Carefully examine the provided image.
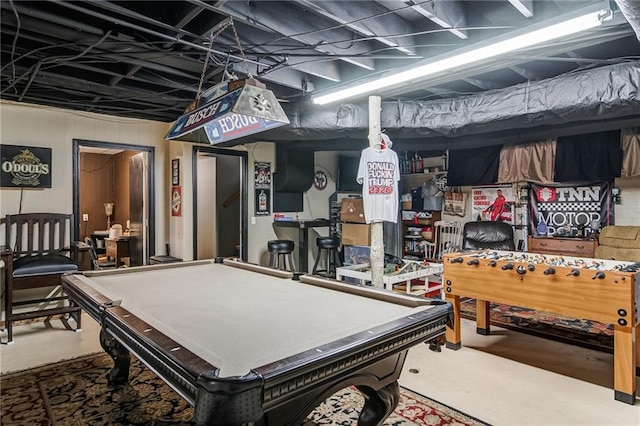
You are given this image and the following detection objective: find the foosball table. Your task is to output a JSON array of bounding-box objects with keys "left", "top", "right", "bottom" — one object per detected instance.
[{"left": 443, "top": 250, "right": 639, "bottom": 404}]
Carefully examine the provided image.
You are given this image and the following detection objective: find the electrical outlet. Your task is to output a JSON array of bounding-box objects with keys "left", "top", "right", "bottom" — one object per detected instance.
[{"left": 82, "top": 214, "right": 89, "bottom": 222}]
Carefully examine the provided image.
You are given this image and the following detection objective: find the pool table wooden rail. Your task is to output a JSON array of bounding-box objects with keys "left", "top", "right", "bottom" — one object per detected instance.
[{"left": 62, "top": 259, "right": 453, "bottom": 425}]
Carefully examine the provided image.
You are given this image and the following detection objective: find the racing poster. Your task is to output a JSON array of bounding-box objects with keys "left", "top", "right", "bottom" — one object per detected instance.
[
  {"left": 528, "top": 182, "right": 612, "bottom": 236},
  {"left": 472, "top": 185, "right": 515, "bottom": 224}
]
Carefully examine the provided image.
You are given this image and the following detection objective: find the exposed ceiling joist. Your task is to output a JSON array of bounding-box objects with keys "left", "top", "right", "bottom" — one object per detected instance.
[
  {"left": 404, "top": 0, "right": 468, "bottom": 39},
  {"left": 293, "top": 0, "right": 416, "bottom": 55},
  {"left": 508, "top": 0, "right": 534, "bottom": 18},
  {"left": 203, "top": 0, "right": 377, "bottom": 70}
]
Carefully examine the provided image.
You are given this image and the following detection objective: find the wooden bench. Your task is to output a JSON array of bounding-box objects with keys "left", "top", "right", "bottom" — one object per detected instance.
[{"left": 1, "top": 213, "right": 82, "bottom": 344}]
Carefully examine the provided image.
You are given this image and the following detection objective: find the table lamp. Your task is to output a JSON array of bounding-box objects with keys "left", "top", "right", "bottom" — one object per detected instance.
[{"left": 104, "top": 202, "right": 114, "bottom": 229}]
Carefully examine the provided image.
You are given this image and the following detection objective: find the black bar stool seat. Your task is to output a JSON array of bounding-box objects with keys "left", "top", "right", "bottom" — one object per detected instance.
[
  {"left": 312, "top": 236, "right": 342, "bottom": 278},
  {"left": 267, "top": 240, "right": 296, "bottom": 272}
]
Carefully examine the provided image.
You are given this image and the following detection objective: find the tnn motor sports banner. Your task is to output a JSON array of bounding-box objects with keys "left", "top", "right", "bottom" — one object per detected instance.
[{"left": 529, "top": 182, "right": 612, "bottom": 236}]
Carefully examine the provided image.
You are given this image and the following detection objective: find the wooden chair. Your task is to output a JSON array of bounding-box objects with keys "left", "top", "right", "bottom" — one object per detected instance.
[
  {"left": 424, "top": 220, "right": 463, "bottom": 262},
  {"left": 1, "top": 213, "right": 82, "bottom": 344}
]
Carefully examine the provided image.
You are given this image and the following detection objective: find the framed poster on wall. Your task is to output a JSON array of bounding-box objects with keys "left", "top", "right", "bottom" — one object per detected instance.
[
  {"left": 171, "top": 159, "right": 180, "bottom": 186},
  {"left": 471, "top": 185, "right": 515, "bottom": 224},
  {"left": 254, "top": 162, "right": 271, "bottom": 216}
]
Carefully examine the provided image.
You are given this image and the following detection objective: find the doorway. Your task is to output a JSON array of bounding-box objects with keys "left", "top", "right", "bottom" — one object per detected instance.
[
  {"left": 72, "top": 139, "right": 155, "bottom": 266},
  {"left": 192, "top": 146, "right": 247, "bottom": 260}
]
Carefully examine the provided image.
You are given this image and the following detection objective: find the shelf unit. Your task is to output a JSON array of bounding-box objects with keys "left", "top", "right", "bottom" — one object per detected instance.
[
  {"left": 402, "top": 210, "right": 441, "bottom": 259},
  {"left": 400, "top": 153, "right": 447, "bottom": 191}
]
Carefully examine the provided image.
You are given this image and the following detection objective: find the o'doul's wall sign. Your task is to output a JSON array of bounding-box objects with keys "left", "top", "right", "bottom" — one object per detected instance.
[{"left": 1, "top": 145, "right": 52, "bottom": 188}]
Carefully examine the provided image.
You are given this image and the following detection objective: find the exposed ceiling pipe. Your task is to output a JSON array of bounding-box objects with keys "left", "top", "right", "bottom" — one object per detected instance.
[
  {"left": 54, "top": 1, "right": 270, "bottom": 69},
  {"left": 615, "top": 0, "right": 640, "bottom": 41}
]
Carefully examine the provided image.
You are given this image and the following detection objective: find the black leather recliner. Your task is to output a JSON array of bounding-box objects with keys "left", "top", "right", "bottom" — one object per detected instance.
[{"left": 462, "top": 221, "right": 516, "bottom": 251}]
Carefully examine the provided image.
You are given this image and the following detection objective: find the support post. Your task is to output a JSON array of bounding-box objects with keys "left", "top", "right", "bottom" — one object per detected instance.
[{"left": 368, "top": 96, "right": 384, "bottom": 289}]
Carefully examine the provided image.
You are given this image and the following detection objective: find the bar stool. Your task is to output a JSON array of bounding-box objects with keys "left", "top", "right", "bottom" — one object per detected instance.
[
  {"left": 312, "top": 236, "right": 342, "bottom": 278},
  {"left": 267, "top": 240, "right": 296, "bottom": 271}
]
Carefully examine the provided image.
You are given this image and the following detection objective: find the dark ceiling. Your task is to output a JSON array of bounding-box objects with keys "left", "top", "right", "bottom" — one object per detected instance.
[{"left": 2, "top": 1, "right": 639, "bottom": 148}]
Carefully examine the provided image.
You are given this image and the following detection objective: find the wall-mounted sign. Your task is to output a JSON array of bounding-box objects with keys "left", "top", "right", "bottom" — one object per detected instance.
[
  {"left": 254, "top": 162, "right": 271, "bottom": 216},
  {"left": 529, "top": 182, "right": 612, "bottom": 236},
  {"left": 313, "top": 170, "right": 328, "bottom": 190},
  {"left": 1, "top": 144, "right": 52, "bottom": 188},
  {"left": 171, "top": 158, "right": 180, "bottom": 186},
  {"left": 171, "top": 186, "right": 182, "bottom": 217},
  {"left": 471, "top": 185, "right": 515, "bottom": 224}
]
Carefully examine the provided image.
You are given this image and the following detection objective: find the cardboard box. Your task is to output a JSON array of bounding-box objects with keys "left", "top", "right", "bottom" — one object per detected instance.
[
  {"left": 341, "top": 223, "right": 370, "bottom": 246},
  {"left": 340, "top": 198, "right": 366, "bottom": 223}
]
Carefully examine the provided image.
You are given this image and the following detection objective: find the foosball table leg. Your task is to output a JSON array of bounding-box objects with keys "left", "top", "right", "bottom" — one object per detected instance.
[
  {"left": 445, "top": 294, "right": 461, "bottom": 350},
  {"left": 613, "top": 325, "right": 637, "bottom": 405},
  {"left": 476, "top": 299, "right": 491, "bottom": 335}
]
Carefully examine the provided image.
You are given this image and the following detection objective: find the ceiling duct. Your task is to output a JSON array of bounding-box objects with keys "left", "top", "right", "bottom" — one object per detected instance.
[
  {"left": 235, "top": 61, "right": 639, "bottom": 146},
  {"left": 615, "top": 0, "right": 640, "bottom": 41}
]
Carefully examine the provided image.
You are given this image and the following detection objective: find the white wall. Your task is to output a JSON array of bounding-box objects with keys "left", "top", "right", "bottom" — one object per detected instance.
[
  {"left": 196, "top": 156, "right": 217, "bottom": 258},
  {"left": 243, "top": 145, "right": 339, "bottom": 268},
  {"left": 0, "top": 101, "right": 171, "bottom": 252},
  {"left": 614, "top": 176, "right": 640, "bottom": 226},
  {"left": 246, "top": 142, "right": 277, "bottom": 265}
]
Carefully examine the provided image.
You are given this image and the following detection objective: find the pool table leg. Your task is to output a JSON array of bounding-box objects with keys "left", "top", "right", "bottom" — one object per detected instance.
[
  {"left": 355, "top": 381, "right": 400, "bottom": 425},
  {"left": 99, "top": 329, "right": 131, "bottom": 387}
]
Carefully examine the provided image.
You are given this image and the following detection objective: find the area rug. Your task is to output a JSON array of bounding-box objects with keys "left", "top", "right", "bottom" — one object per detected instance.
[
  {"left": 460, "top": 298, "right": 613, "bottom": 353},
  {"left": 1, "top": 352, "right": 489, "bottom": 425}
]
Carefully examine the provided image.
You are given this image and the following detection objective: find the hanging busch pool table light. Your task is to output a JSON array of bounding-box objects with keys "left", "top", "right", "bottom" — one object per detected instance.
[
  {"left": 165, "top": 17, "right": 289, "bottom": 145},
  {"left": 165, "top": 78, "right": 289, "bottom": 145}
]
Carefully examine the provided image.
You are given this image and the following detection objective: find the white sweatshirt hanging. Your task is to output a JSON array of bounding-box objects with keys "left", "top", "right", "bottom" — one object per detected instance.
[{"left": 356, "top": 146, "right": 400, "bottom": 223}]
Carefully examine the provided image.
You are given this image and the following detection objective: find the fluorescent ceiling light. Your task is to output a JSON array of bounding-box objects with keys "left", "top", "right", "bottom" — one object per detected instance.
[{"left": 312, "top": 9, "right": 606, "bottom": 105}]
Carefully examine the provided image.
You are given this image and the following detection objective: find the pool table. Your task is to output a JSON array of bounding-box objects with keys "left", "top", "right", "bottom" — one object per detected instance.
[{"left": 61, "top": 258, "right": 452, "bottom": 425}]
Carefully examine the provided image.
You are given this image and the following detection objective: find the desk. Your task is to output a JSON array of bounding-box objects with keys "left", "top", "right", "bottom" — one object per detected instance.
[
  {"left": 105, "top": 237, "right": 130, "bottom": 267},
  {"left": 61, "top": 259, "right": 451, "bottom": 425},
  {"left": 443, "top": 250, "right": 639, "bottom": 404},
  {"left": 272, "top": 219, "right": 331, "bottom": 272}
]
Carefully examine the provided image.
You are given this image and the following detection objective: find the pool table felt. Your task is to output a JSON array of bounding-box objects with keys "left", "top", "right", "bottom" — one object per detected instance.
[{"left": 75, "top": 261, "right": 438, "bottom": 377}]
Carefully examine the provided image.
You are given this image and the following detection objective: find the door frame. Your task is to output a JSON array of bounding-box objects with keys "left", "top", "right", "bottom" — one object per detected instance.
[
  {"left": 72, "top": 139, "right": 156, "bottom": 259},
  {"left": 192, "top": 145, "right": 248, "bottom": 260}
]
